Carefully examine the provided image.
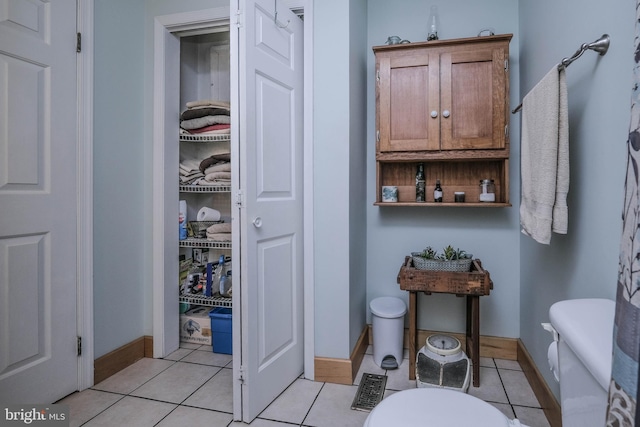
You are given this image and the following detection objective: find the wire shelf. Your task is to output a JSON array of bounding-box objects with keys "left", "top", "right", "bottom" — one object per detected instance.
[
  {"left": 179, "top": 184, "right": 231, "bottom": 193},
  {"left": 179, "top": 134, "right": 231, "bottom": 143},
  {"left": 180, "top": 293, "right": 232, "bottom": 308},
  {"left": 179, "top": 238, "right": 231, "bottom": 249}
]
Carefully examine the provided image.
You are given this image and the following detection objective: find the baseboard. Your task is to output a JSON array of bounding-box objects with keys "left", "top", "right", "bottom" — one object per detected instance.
[
  {"left": 314, "top": 325, "right": 369, "bottom": 385},
  {"left": 94, "top": 336, "right": 153, "bottom": 385},
  {"left": 517, "top": 339, "right": 561, "bottom": 427}
]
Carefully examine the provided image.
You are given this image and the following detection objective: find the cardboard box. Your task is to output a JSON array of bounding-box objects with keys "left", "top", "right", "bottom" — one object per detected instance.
[
  {"left": 209, "top": 307, "right": 232, "bottom": 354},
  {"left": 180, "top": 306, "right": 212, "bottom": 345}
]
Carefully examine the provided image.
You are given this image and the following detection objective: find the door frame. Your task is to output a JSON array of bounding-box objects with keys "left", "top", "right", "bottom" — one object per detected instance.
[
  {"left": 151, "top": 0, "right": 314, "bottom": 379},
  {"left": 78, "top": 0, "right": 95, "bottom": 393}
]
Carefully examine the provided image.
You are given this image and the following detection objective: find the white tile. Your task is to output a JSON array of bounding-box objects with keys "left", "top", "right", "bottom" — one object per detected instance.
[
  {"left": 130, "top": 362, "right": 216, "bottom": 404},
  {"left": 92, "top": 358, "right": 175, "bottom": 394},
  {"left": 163, "top": 348, "right": 194, "bottom": 361},
  {"left": 258, "top": 378, "right": 323, "bottom": 424},
  {"left": 495, "top": 358, "right": 523, "bottom": 371},
  {"left": 384, "top": 359, "right": 417, "bottom": 391},
  {"left": 183, "top": 367, "right": 233, "bottom": 412},
  {"left": 82, "top": 396, "right": 175, "bottom": 427},
  {"left": 58, "top": 389, "right": 123, "bottom": 427},
  {"left": 513, "top": 405, "right": 551, "bottom": 427},
  {"left": 500, "top": 369, "right": 540, "bottom": 407},
  {"left": 303, "top": 383, "right": 370, "bottom": 427},
  {"left": 179, "top": 342, "right": 201, "bottom": 350},
  {"left": 480, "top": 357, "right": 496, "bottom": 368},
  {"left": 488, "top": 402, "right": 515, "bottom": 419},
  {"left": 230, "top": 419, "right": 295, "bottom": 426},
  {"left": 353, "top": 354, "right": 385, "bottom": 386},
  {"left": 467, "top": 366, "right": 509, "bottom": 404},
  {"left": 156, "top": 406, "right": 233, "bottom": 426},
  {"left": 181, "top": 348, "right": 233, "bottom": 367}
]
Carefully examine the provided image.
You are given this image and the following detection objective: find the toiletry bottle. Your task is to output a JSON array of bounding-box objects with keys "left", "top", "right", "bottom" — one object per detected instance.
[
  {"left": 416, "top": 163, "right": 426, "bottom": 202},
  {"left": 434, "top": 179, "right": 443, "bottom": 202},
  {"left": 215, "top": 255, "right": 227, "bottom": 296},
  {"left": 179, "top": 200, "right": 187, "bottom": 240}
]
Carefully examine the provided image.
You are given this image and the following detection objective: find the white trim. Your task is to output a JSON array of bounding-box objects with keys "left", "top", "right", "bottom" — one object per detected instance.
[
  {"left": 76, "top": 0, "right": 94, "bottom": 391},
  {"left": 152, "top": 18, "right": 167, "bottom": 359},
  {"left": 302, "top": 0, "right": 315, "bottom": 380}
]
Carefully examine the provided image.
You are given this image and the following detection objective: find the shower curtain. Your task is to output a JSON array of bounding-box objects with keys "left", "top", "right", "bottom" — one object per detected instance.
[{"left": 606, "top": 3, "right": 640, "bottom": 425}]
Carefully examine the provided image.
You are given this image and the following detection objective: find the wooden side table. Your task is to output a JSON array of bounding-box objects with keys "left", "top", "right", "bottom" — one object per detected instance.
[{"left": 397, "top": 256, "right": 493, "bottom": 387}]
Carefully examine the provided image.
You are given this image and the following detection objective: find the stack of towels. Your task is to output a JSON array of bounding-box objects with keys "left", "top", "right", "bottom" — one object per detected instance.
[
  {"left": 179, "top": 154, "right": 231, "bottom": 186},
  {"left": 206, "top": 222, "right": 231, "bottom": 241},
  {"left": 180, "top": 100, "right": 231, "bottom": 136}
]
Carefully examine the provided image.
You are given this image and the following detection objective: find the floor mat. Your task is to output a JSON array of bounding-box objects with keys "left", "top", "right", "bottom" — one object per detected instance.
[{"left": 351, "top": 372, "right": 387, "bottom": 412}]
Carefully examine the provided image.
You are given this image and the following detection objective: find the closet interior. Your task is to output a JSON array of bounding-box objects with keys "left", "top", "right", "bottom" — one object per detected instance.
[{"left": 176, "top": 31, "right": 234, "bottom": 354}]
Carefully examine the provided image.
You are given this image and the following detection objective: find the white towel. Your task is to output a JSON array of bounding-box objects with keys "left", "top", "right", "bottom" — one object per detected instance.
[{"left": 520, "top": 65, "right": 569, "bottom": 245}]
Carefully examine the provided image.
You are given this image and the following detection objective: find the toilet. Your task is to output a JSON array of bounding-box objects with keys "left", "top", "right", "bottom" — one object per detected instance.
[
  {"left": 546, "top": 298, "right": 615, "bottom": 427},
  {"left": 363, "top": 388, "right": 525, "bottom": 426}
]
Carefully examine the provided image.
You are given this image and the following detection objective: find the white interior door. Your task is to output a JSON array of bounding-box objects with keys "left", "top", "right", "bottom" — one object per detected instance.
[
  {"left": 0, "top": 0, "right": 79, "bottom": 403},
  {"left": 232, "top": 0, "right": 304, "bottom": 421}
]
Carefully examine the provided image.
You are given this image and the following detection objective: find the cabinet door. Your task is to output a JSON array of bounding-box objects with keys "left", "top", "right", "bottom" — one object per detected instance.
[
  {"left": 377, "top": 51, "right": 440, "bottom": 152},
  {"left": 440, "top": 46, "right": 507, "bottom": 150}
]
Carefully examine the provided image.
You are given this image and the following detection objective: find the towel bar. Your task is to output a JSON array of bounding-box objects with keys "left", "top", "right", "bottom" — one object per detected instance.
[{"left": 512, "top": 34, "right": 610, "bottom": 114}]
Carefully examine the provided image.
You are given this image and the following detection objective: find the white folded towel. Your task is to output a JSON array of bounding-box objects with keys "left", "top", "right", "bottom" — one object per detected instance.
[{"left": 520, "top": 65, "right": 569, "bottom": 244}]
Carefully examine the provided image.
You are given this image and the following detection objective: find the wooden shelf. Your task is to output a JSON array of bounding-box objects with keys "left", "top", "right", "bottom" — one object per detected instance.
[{"left": 375, "top": 202, "right": 511, "bottom": 207}]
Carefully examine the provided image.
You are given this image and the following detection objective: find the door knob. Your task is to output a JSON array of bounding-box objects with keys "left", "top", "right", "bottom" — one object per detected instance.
[
  {"left": 430, "top": 110, "right": 438, "bottom": 118},
  {"left": 442, "top": 110, "right": 450, "bottom": 118},
  {"left": 253, "top": 217, "right": 262, "bottom": 228}
]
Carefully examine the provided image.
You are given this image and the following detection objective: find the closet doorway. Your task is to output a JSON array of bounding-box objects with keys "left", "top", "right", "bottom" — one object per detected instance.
[{"left": 151, "top": 1, "right": 312, "bottom": 422}]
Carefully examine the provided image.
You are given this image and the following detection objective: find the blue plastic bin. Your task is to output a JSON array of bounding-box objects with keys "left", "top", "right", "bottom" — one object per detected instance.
[{"left": 209, "top": 307, "right": 232, "bottom": 354}]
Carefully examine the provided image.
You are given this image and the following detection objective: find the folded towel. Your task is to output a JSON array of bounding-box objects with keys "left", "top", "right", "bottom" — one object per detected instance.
[
  {"left": 206, "top": 232, "right": 232, "bottom": 241},
  {"left": 205, "top": 171, "right": 232, "bottom": 182},
  {"left": 180, "top": 115, "right": 231, "bottom": 130},
  {"left": 180, "top": 107, "right": 230, "bottom": 121},
  {"left": 186, "top": 100, "right": 231, "bottom": 109},
  {"left": 200, "top": 155, "right": 231, "bottom": 172},
  {"left": 207, "top": 222, "right": 232, "bottom": 233},
  {"left": 185, "top": 124, "right": 231, "bottom": 134},
  {"left": 520, "top": 65, "right": 569, "bottom": 244},
  {"left": 204, "top": 163, "right": 231, "bottom": 174}
]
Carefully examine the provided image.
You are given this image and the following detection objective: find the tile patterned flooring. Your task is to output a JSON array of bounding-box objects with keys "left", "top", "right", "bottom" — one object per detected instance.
[{"left": 58, "top": 343, "right": 552, "bottom": 427}]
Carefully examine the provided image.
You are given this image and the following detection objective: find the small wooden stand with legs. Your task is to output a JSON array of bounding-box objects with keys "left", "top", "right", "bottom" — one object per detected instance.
[{"left": 397, "top": 256, "right": 493, "bottom": 387}]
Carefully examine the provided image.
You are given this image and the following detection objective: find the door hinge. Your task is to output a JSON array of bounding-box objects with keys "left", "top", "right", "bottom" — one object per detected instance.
[
  {"left": 505, "top": 124, "right": 509, "bottom": 138},
  {"left": 504, "top": 59, "right": 508, "bottom": 71},
  {"left": 376, "top": 130, "right": 380, "bottom": 142},
  {"left": 77, "top": 336, "right": 82, "bottom": 356},
  {"left": 376, "top": 69, "right": 380, "bottom": 82},
  {"left": 234, "top": 9, "right": 243, "bottom": 28},
  {"left": 235, "top": 190, "right": 244, "bottom": 208},
  {"left": 238, "top": 366, "right": 245, "bottom": 383},
  {"left": 76, "top": 32, "right": 81, "bottom": 53}
]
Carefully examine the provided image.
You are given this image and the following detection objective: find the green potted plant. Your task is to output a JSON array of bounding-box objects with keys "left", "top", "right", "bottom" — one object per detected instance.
[{"left": 411, "top": 245, "right": 473, "bottom": 271}]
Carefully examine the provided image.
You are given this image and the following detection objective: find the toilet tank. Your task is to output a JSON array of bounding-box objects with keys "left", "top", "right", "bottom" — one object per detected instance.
[{"left": 549, "top": 298, "right": 615, "bottom": 427}]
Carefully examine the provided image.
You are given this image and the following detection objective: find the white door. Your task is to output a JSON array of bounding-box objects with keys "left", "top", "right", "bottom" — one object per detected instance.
[
  {"left": 0, "top": 0, "right": 79, "bottom": 403},
  {"left": 232, "top": 0, "right": 304, "bottom": 421}
]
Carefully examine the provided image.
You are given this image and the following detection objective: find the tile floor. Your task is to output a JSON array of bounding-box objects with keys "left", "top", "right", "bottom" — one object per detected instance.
[{"left": 58, "top": 342, "right": 551, "bottom": 427}]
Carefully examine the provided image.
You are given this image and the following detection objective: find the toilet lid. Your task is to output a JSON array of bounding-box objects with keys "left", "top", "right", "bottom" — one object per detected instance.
[{"left": 365, "top": 388, "right": 510, "bottom": 427}]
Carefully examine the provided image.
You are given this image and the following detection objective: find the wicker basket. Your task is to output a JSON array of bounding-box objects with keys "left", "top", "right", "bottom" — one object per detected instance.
[
  {"left": 411, "top": 252, "right": 473, "bottom": 272},
  {"left": 189, "top": 220, "right": 223, "bottom": 238}
]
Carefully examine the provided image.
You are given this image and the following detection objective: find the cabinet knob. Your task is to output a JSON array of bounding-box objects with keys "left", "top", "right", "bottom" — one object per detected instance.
[
  {"left": 442, "top": 110, "right": 450, "bottom": 118},
  {"left": 430, "top": 110, "right": 438, "bottom": 118},
  {"left": 252, "top": 217, "right": 263, "bottom": 228}
]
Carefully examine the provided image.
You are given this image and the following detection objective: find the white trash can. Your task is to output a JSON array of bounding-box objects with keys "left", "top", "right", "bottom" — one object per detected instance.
[{"left": 370, "top": 296, "right": 407, "bottom": 369}]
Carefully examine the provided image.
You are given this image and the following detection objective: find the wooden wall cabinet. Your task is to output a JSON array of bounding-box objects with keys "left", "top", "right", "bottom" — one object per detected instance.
[{"left": 374, "top": 34, "right": 512, "bottom": 207}]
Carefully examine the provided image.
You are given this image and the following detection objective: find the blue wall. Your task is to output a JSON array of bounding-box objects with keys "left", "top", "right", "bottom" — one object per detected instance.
[
  {"left": 518, "top": 0, "right": 633, "bottom": 398},
  {"left": 365, "top": 0, "right": 521, "bottom": 341}
]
